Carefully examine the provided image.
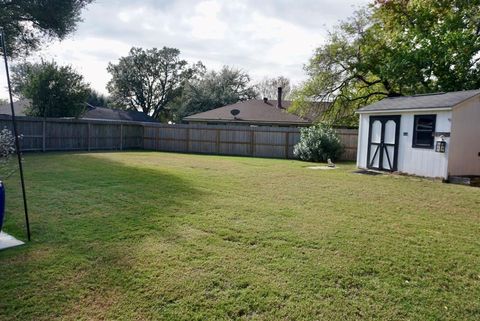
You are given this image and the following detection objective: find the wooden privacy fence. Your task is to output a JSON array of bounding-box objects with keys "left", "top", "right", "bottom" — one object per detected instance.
[
  {"left": 144, "top": 124, "right": 358, "bottom": 160},
  {"left": 0, "top": 115, "right": 358, "bottom": 160},
  {"left": 0, "top": 115, "right": 143, "bottom": 151}
]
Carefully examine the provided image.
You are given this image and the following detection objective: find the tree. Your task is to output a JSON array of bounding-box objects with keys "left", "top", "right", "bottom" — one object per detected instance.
[
  {"left": 291, "top": 7, "right": 393, "bottom": 125},
  {"left": 172, "top": 66, "right": 257, "bottom": 122},
  {"left": 254, "top": 76, "right": 291, "bottom": 100},
  {"left": 371, "top": 0, "right": 480, "bottom": 92},
  {"left": 107, "top": 47, "right": 200, "bottom": 121},
  {"left": 0, "top": 0, "right": 93, "bottom": 56},
  {"left": 87, "top": 90, "right": 110, "bottom": 107},
  {"left": 11, "top": 60, "right": 90, "bottom": 117},
  {"left": 294, "top": 1, "right": 480, "bottom": 125}
]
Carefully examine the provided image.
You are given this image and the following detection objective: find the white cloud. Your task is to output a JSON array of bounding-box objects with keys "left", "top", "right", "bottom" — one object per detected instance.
[{"left": 189, "top": 1, "right": 227, "bottom": 39}]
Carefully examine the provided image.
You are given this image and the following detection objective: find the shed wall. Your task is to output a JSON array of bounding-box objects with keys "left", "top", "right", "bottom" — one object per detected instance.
[
  {"left": 448, "top": 96, "right": 480, "bottom": 176},
  {"left": 357, "top": 111, "right": 452, "bottom": 178},
  {"left": 357, "top": 114, "right": 369, "bottom": 168}
]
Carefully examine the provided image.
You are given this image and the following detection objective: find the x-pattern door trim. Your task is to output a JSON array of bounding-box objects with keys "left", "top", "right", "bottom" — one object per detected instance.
[{"left": 367, "top": 115, "right": 401, "bottom": 172}]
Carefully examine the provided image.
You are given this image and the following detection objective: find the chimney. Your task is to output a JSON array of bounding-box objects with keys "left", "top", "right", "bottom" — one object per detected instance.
[{"left": 277, "top": 87, "right": 282, "bottom": 108}]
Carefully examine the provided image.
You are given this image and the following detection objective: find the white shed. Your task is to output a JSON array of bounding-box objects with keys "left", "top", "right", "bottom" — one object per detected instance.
[{"left": 356, "top": 90, "right": 480, "bottom": 180}]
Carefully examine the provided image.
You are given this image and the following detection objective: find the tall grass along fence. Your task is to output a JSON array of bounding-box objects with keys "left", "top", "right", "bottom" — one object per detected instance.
[{"left": 0, "top": 115, "right": 358, "bottom": 160}]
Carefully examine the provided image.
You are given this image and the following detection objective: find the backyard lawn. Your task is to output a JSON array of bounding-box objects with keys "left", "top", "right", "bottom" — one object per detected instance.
[{"left": 0, "top": 152, "right": 479, "bottom": 321}]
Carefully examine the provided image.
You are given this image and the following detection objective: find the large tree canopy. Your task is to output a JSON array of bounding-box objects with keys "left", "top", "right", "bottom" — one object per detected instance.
[
  {"left": 107, "top": 47, "right": 200, "bottom": 120},
  {"left": 11, "top": 60, "right": 90, "bottom": 117},
  {"left": 293, "top": 0, "right": 480, "bottom": 125},
  {"left": 172, "top": 66, "right": 257, "bottom": 122},
  {"left": 0, "top": 0, "right": 92, "bottom": 56}
]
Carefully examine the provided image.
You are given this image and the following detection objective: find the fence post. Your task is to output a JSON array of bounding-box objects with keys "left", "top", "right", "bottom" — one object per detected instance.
[
  {"left": 285, "top": 132, "right": 290, "bottom": 159},
  {"left": 42, "top": 119, "right": 46, "bottom": 152},
  {"left": 87, "top": 122, "right": 91, "bottom": 151},
  {"left": 120, "top": 124, "right": 123, "bottom": 151},
  {"left": 250, "top": 129, "right": 255, "bottom": 156},
  {"left": 216, "top": 129, "right": 220, "bottom": 154},
  {"left": 186, "top": 127, "right": 190, "bottom": 152}
]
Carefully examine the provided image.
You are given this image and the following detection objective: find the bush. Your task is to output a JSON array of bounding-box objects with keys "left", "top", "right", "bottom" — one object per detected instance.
[
  {"left": 0, "top": 128, "right": 17, "bottom": 180},
  {"left": 294, "top": 124, "right": 344, "bottom": 162}
]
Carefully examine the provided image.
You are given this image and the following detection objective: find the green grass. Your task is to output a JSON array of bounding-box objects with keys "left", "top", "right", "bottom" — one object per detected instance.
[{"left": 0, "top": 152, "right": 479, "bottom": 321}]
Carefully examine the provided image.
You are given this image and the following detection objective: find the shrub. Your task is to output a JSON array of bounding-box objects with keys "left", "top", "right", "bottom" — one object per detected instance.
[
  {"left": 294, "top": 124, "right": 344, "bottom": 162},
  {"left": 0, "top": 128, "right": 17, "bottom": 180}
]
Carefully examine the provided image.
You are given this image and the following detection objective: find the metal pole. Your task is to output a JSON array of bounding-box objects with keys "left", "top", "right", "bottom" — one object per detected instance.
[{"left": 0, "top": 28, "right": 31, "bottom": 241}]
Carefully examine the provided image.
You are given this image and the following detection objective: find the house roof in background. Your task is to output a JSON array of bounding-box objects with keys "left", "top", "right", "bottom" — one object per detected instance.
[
  {"left": 0, "top": 99, "right": 157, "bottom": 123},
  {"left": 183, "top": 99, "right": 311, "bottom": 125},
  {"left": 298, "top": 101, "right": 331, "bottom": 122},
  {"left": 82, "top": 106, "right": 158, "bottom": 122},
  {"left": 358, "top": 89, "right": 480, "bottom": 113},
  {"left": 0, "top": 99, "right": 28, "bottom": 116}
]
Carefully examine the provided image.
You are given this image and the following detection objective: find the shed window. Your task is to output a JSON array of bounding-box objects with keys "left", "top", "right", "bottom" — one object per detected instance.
[{"left": 412, "top": 115, "right": 436, "bottom": 148}]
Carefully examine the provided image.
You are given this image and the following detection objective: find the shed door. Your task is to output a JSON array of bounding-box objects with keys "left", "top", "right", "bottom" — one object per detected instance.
[{"left": 367, "top": 115, "right": 401, "bottom": 171}]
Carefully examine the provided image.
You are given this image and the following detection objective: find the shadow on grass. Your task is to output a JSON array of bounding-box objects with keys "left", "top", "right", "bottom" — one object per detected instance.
[
  {"left": 4, "top": 152, "right": 203, "bottom": 242},
  {"left": 0, "top": 152, "right": 205, "bottom": 319}
]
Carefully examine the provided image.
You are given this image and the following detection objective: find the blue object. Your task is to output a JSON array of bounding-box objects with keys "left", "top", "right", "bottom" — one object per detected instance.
[{"left": 0, "top": 182, "right": 5, "bottom": 232}]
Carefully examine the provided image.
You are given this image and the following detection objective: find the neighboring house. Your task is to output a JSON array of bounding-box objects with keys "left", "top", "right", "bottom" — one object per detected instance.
[
  {"left": 356, "top": 89, "right": 480, "bottom": 180},
  {"left": 82, "top": 104, "right": 157, "bottom": 123},
  {"left": 183, "top": 88, "right": 311, "bottom": 127},
  {"left": 0, "top": 99, "right": 157, "bottom": 123},
  {"left": 0, "top": 99, "right": 29, "bottom": 116}
]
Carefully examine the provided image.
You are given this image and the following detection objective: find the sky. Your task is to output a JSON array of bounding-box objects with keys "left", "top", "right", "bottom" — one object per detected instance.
[{"left": 1, "top": 0, "right": 371, "bottom": 99}]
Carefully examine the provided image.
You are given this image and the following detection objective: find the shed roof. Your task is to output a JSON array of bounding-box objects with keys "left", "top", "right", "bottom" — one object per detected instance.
[
  {"left": 183, "top": 99, "right": 311, "bottom": 125},
  {"left": 358, "top": 89, "right": 480, "bottom": 113}
]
